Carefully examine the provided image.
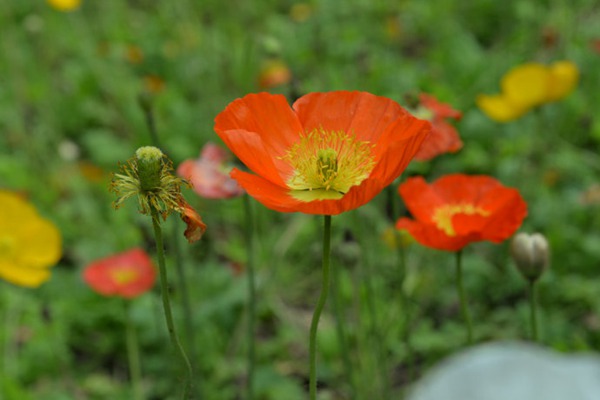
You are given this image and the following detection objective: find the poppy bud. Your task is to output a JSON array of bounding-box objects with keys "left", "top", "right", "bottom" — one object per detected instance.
[
  {"left": 136, "top": 146, "right": 164, "bottom": 192},
  {"left": 511, "top": 233, "right": 549, "bottom": 282}
]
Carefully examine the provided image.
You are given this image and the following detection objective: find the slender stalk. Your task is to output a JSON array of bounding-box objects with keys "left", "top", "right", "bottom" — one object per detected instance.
[
  {"left": 139, "top": 92, "right": 200, "bottom": 397},
  {"left": 455, "top": 250, "right": 473, "bottom": 344},
  {"left": 330, "top": 255, "right": 356, "bottom": 398},
  {"left": 150, "top": 209, "right": 194, "bottom": 399},
  {"left": 529, "top": 280, "right": 538, "bottom": 342},
  {"left": 124, "top": 301, "right": 144, "bottom": 400},
  {"left": 243, "top": 194, "right": 256, "bottom": 400},
  {"left": 309, "top": 215, "right": 332, "bottom": 400}
]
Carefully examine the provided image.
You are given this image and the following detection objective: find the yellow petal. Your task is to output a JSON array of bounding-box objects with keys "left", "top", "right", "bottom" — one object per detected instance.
[
  {"left": 0, "top": 261, "right": 51, "bottom": 288},
  {"left": 546, "top": 61, "right": 579, "bottom": 101},
  {"left": 16, "top": 218, "right": 62, "bottom": 268},
  {"left": 46, "top": 0, "right": 81, "bottom": 11},
  {"left": 501, "top": 63, "right": 549, "bottom": 109},
  {"left": 476, "top": 94, "right": 528, "bottom": 122}
]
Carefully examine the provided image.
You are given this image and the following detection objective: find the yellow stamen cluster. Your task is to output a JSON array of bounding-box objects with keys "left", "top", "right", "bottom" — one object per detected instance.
[
  {"left": 281, "top": 128, "right": 376, "bottom": 197},
  {"left": 432, "top": 203, "right": 490, "bottom": 236},
  {"left": 111, "top": 269, "right": 138, "bottom": 285}
]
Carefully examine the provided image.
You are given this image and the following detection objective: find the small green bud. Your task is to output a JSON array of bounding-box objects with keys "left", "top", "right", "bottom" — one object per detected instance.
[
  {"left": 136, "top": 146, "right": 164, "bottom": 192},
  {"left": 511, "top": 232, "right": 549, "bottom": 282}
]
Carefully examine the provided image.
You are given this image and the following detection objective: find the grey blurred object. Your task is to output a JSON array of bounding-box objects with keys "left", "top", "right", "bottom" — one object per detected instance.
[{"left": 408, "top": 342, "right": 600, "bottom": 400}]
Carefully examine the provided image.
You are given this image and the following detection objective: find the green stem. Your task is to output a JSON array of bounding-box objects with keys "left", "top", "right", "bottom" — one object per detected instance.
[
  {"left": 455, "top": 250, "right": 473, "bottom": 344},
  {"left": 529, "top": 280, "right": 538, "bottom": 342},
  {"left": 243, "top": 194, "right": 256, "bottom": 400},
  {"left": 138, "top": 84, "right": 200, "bottom": 398},
  {"left": 172, "top": 220, "right": 199, "bottom": 389},
  {"left": 124, "top": 301, "right": 144, "bottom": 400},
  {"left": 150, "top": 209, "right": 193, "bottom": 399},
  {"left": 309, "top": 215, "right": 332, "bottom": 400}
]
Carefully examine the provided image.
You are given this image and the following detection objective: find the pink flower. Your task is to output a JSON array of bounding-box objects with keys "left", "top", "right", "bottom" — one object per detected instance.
[
  {"left": 177, "top": 143, "right": 244, "bottom": 199},
  {"left": 413, "top": 93, "right": 463, "bottom": 161}
]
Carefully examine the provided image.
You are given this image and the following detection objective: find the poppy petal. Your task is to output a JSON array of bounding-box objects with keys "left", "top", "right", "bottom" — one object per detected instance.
[
  {"left": 476, "top": 94, "right": 527, "bottom": 122},
  {"left": 0, "top": 261, "right": 51, "bottom": 288},
  {"left": 293, "top": 91, "right": 410, "bottom": 143},
  {"left": 214, "top": 92, "right": 302, "bottom": 157},
  {"left": 217, "top": 129, "right": 291, "bottom": 186},
  {"left": 396, "top": 218, "right": 471, "bottom": 251},
  {"left": 232, "top": 168, "right": 386, "bottom": 215},
  {"left": 547, "top": 61, "right": 579, "bottom": 101},
  {"left": 501, "top": 63, "right": 549, "bottom": 108},
  {"left": 399, "top": 176, "right": 446, "bottom": 223}
]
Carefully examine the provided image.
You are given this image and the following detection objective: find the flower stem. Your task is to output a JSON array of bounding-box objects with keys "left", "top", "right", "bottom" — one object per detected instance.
[
  {"left": 150, "top": 209, "right": 194, "bottom": 399},
  {"left": 455, "top": 250, "right": 473, "bottom": 344},
  {"left": 124, "top": 301, "right": 144, "bottom": 400},
  {"left": 529, "top": 279, "right": 538, "bottom": 342},
  {"left": 309, "top": 215, "right": 332, "bottom": 400},
  {"left": 243, "top": 194, "right": 256, "bottom": 400}
]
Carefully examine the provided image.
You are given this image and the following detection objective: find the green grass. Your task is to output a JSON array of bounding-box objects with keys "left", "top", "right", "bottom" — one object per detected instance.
[{"left": 2, "top": 0, "right": 600, "bottom": 398}]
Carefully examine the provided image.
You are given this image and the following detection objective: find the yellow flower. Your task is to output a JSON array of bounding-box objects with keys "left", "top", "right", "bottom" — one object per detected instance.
[
  {"left": 0, "top": 191, "right": 62, "bottom": 287},
  {"left": 477, "top": 61, "right": 579, "bottom": 122},
  {"left": 47, "top": 0, "right": 81, "bottom": 12}
]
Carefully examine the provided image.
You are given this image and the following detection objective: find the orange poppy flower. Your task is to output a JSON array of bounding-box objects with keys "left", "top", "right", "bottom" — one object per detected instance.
[
  {"left": 83, "top": 248, "right": 156, "bottom": 299},
  {"left": 413, "top": 93, "right": 463, "bottom": 161},
  {"left": 396, "top": 174, "right": 527, "bottom": 251},
  {"left": 214, "top": 91, "right": 431, "bottom": 215}
]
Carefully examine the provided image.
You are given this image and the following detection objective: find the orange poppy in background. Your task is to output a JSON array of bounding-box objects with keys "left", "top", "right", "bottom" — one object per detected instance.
[
  {"left": 413, "top": 93, "right": 463, "bottom": 161},
  {"left": 396, "top": 174, "right": 527, "bottom": 251},
  {"left": 214, "top": 91, "right": 431, "bottom": 215},
  {"left": 83, "top": 248, "right": 156, "bottom": 299}
]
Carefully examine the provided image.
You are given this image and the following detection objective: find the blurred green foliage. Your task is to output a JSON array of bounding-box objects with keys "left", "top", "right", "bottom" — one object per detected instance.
[{"left": 2, "top": 0, "right": 600, "bottom": 399}]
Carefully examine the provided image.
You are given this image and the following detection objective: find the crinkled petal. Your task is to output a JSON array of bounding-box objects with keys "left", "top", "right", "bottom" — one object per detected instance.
[
  {"left": 293, "top": 91, "right": 411, "bottom": 143},
  {"left": 217, "top": 129, "right": 291, "bottom": 186},
  {"left": 214, "top": 92, "right": 302, "bottom": 159}
]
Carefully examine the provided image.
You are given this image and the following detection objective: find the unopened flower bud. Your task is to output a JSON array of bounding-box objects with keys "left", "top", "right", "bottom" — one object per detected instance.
[
  {"left": 136, "top": 146, "right": 164, "bottom": 191},
  {"left": 511, "top": 233, "right": 549, "bottom": 282}
]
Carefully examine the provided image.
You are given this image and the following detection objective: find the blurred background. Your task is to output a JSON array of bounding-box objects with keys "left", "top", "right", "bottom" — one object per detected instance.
[{"left": 2, "top": 0, "right": 600, "bottom": 399}]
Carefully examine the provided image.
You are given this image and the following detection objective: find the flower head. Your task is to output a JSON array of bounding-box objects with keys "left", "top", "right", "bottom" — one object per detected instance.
[
  {"left": 396, "top": 174, "right": 527, "bottom": 251},
  {"left": 177, "top": 142, "right": 244, "bottom": 199},
  {"left": 47, "top": 0, "right": 81, "bottom": 11},
  {"left": 83, "top": 248, "right": 156, "bottom": 299},
  {"left": 511, "top": 232, "right": 549, "bottom": 282},
  {"left": 477, "top": 61, "right": 579, "bottom": 122},
  {"left": 412, "top": 93, "right": 463, "bottom": 161},
  {"left": 110, "top": 146, "right": 207, "bottom": 242},
  {"left": 214, "top": 91, "right": 431, "bottom": 215},
  {"left": 0, "top": 191, "right": 62, "bottom": 287}
]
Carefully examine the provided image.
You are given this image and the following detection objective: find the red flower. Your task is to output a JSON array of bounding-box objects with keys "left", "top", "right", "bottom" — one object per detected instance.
[
  {"left": 214, "top": 91, "right": 431, "bottom": 215},
  {"left": 83, "top": 248, "right": 156, "bottom": 299},
  {"left": 413, "top": 93, "right": 463, "bottom": 161},
  {"left": 396, "top": 174, "right": 527, "bottom": 251},
  {"left": 177, "top": 142, "right": 244, "bottom": 199}
]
